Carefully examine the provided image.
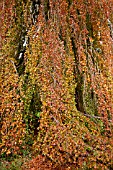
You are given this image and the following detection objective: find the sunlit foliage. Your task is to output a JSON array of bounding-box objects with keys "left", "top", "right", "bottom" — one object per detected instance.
[{"left": 0, "top": 0, "right": 113, "bottom": 169}]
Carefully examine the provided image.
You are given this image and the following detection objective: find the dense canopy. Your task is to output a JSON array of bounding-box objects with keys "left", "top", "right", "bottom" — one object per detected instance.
[{"left": 0, "top": 0, "right": 113, "bottom": 169}]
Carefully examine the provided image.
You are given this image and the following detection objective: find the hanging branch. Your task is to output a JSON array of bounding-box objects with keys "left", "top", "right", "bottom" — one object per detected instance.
[
  {"left": 81, "top": 111, "right": 113, "bottom": 123},
  {"left": 10, "top": 60, "right": 18, "bottom": 75},
  {"left": 107, "top": 19, "right": 113, "bottom": 40}
]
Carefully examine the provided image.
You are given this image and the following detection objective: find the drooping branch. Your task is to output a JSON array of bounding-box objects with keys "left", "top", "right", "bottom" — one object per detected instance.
[{"left": 10, "top": 60, "right": 18, "bottom": 75}]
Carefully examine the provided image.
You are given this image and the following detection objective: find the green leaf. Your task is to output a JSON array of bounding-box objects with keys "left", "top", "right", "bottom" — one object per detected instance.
[{"left": 35, "top": 111, "right": 41, "bottom": 118}]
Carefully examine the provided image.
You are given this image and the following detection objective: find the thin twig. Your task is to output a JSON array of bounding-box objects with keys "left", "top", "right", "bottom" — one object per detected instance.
[
  {"left": 10, "top": 60, "right": 18, "bottom": 75},
  {"left": 82, "top": 112, "right": 112, "bottom": 123}
]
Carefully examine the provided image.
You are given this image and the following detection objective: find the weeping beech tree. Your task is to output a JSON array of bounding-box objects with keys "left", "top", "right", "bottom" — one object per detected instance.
[{"left": 0, "top": 0, "right": 113, "bottom": 169}]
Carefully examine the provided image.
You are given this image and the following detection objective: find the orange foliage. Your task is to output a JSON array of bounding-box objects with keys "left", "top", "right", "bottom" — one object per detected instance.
[
  {"left": 0, "top": 0, "right": 113, "bottom": 169},
  {"left": 0, "top": 57, "right": 25, "bottom": 155}
]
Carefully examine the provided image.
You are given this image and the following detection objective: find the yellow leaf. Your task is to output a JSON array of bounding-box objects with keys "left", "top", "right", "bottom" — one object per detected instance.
[
  {"left": 43, "top": 101, "right": 47, "bottom": 106},
  {"left": 6, "top": 149, "right": 11, "bottom": 155}
]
